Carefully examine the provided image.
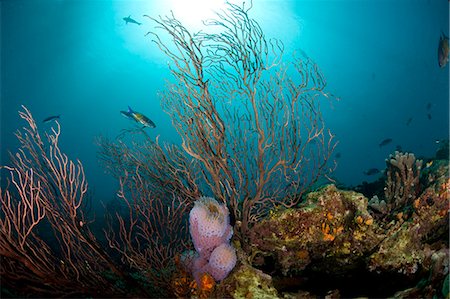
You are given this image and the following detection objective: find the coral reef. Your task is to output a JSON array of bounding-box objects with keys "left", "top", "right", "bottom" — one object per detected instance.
[
  {"left": 243, "top": 153, "right": 448, "bottom": 298},
  {"left": 249, "top": 185, "right": 383, "bottom": 276},
  {"left": 215, "top": 263, "right": 279, "bottom": 299},
  {"left": 2, "top": 0, "right": 447, "bottom": 295},
  {"left": 3, "top": 108, "right": 448, "bottom": 298},
  {"left": 369, "top": 159, "right": 449, "bottom": 277}
]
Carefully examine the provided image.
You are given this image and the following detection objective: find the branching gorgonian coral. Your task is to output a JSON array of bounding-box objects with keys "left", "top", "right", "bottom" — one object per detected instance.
[{"left": 146, "top": 1, "right": 337, "bottom": 244}]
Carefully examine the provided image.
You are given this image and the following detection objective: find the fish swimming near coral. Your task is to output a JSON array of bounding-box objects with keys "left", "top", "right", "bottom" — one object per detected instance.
[
  {"left": 42, "top": 115, "right": 60, "bottom": 123},
  {"left": 363, "top": 168, "right": 380, "bottom": 176},
  {"left": 121, "top": 106, "right": 156, "bottom": 128},
  {"left": 123, "top": 15, "right": 142, "bottom": 25},
  {"left": 379, "top": 138, "right": 392, "bottom": 147},
  {"left": 438, "top": 32, "right": 449, "bottom": 68}
]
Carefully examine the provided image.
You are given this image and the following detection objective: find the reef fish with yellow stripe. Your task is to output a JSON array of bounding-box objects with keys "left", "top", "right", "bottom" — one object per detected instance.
[{"left": 121, "top": 106, "right": 156, "bottom": 128}]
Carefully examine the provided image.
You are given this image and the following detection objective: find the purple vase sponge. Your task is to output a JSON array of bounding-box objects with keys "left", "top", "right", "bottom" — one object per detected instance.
[{"left": 189, "top": 196, "right": 233, "bottom": 258}]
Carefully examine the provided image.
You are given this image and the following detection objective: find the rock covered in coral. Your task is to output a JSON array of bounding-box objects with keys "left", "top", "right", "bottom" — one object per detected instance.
[
  {"left": 216, "top": 263, "right": 280, "bottom": 299},
  {"left": 173, "top": 154, "right": 448, "bottom": 298},
  {"left": 249, "top": 184, "right": 383, "bottom": 275},
  {"left": 246, "top": 158, "right": 448, "bottom": 298},
  {"left": 368, "top": 162, "right": 449, "bottom": 277}
]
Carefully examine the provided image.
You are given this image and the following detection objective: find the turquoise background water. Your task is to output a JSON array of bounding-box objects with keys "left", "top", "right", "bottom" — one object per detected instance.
[{"left": 1, "top": 0, "right": 448, "bottom": 205}]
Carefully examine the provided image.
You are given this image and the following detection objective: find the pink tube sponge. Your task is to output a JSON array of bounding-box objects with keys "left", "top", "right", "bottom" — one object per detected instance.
[
  {"left": 189, "top": 196, "right": 232, "bottom": 257},
  {"left": 206, "top": 243, "right": 237, "bottom": 281},
  {"left": 189, "top": 196, "right": 236, "bottom": 282}
]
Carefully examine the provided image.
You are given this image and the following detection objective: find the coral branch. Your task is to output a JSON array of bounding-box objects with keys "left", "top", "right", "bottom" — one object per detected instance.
[
  {"left": 146, "top": 2, "right": 337, "bottom": 245},
  {"left": 385, "top": 151, "right": 423, "bottom": 211},
  {"left": 98, "top": 135, "right": 194, "bottom": 296},
  {"left": 1, "top": 106, "right": 133, "bottom": 297}
]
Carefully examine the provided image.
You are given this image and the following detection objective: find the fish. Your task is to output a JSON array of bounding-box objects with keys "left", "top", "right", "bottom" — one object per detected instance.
[
  {"left": 406, "top": 117, "right": 413, "bottom": 126},
  {"left": 438, "top": 32, "right": 449, "bottom": 68},
  {"left": 425, "top": 161, "right": 433, "bottom": 168},
  {"left": 379, "top": 138, "right": 392, "bottom": 147},
  {"left": 122, "top": 106, "right": 156, "bottom": 128},
  {"left": 43, "top": 115, "right": 60, "bottom": 123},
  {"left": 334, "top": 152, "right": 341, "bottom": 159},
  {"left": 363, "top": 168, "right": 380, "bottom": 176},
  {"left": 426, "top": 102, "right": 432, "bottom": 110},
  {"left": 123, "top": 15, "right": 142, "bottom": 25},
  {"left": 427, "top": 113, "right": 432, "bottom": 120},
  {"left": 120, "top": 110, "right": 134, "bottom": 120}
]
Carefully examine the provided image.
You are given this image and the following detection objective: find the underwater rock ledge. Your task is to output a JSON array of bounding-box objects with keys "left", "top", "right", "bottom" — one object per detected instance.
[{"left": 216, "top": 159, "right": 449, "bottom": 298}]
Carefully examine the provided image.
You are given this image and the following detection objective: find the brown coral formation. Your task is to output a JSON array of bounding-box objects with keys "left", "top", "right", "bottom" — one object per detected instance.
[
  {"left": 384, "top": 151, "right": 423, "bottom": 212},
  {"left": 248, "top": 185, "right": 383, "bottom": 276},
  {"left": 166, "top": 151, "right": 448, "bottom": 299},
  {"left": 244, "top": 154, "right": 448, "bottom": 298}
]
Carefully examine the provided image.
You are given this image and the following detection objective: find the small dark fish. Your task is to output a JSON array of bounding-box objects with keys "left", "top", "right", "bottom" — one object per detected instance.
[
  {"left": 379, "top": 138, "right": 392, "bottom": 147},
  {"left": 406, "top": 117, "right": 413, "bottom": 126},
  {"left": 426, "top": 102, "right": 432, "bottom": 110},
  {"left": 334, "top": 152, "right": 341, "bottom": 159},
  {"left": 364, "top": 168, "right": 380, "bottom": 176},
  {"left": 395, "top": 145, "right": 403, "bottom": 152},
  {"left": 43, "top": 115, "right": 60, "bottom": 123},
  {"left": 123, "top": 15, "right": 142, "bottom": 25},
  {"left": 438, "top": 32, "right": 449, "bottom": 68},
  {"left": 427, "top": 113, "right": 432, "bottom": 120}
]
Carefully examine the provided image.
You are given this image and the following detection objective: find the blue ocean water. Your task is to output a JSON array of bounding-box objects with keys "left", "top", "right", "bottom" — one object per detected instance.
[{"left": 1, "top": 0, "right": 448, "bottom": 207}]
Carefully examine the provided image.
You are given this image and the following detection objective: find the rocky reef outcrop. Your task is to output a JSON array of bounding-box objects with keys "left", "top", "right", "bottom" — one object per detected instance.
[
  {"left": 168, "top": 151, "right": 448, "bottom": 298},
  {"left": 241, "top": 157, "right": 448, "bottom": 298}
]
